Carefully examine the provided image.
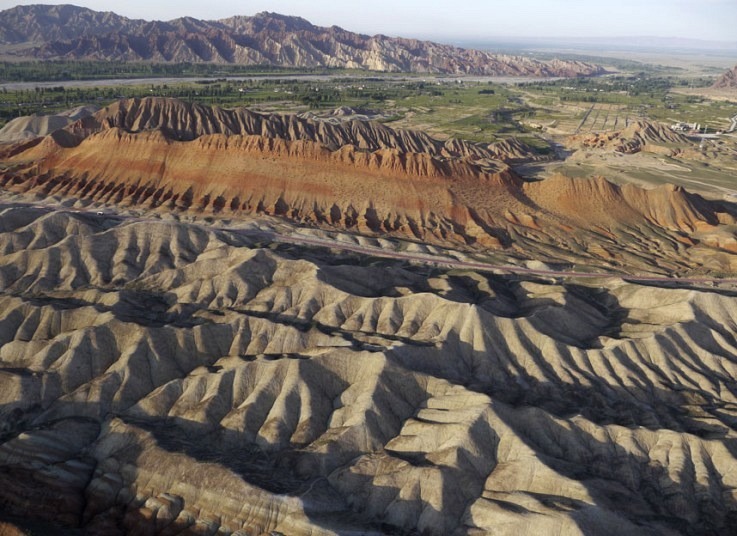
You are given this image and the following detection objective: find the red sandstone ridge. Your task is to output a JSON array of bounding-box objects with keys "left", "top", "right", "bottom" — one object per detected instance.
[
  {"left": 525, "top": 174, "right": 718, "bottom": 233},
  {"left": 52, "top": 97, "right": 539, "bottom": 165},
  {"left": 1, "top": 97, "right": 732, "bottom": 265},
  {"left": 2, "top": 124, "right": 522, "bottom": 244}
]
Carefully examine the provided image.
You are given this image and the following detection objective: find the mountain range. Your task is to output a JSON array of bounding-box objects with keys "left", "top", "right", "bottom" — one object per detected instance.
[{"left": 0, "top": 4, "right": 605, "bottom": 76}]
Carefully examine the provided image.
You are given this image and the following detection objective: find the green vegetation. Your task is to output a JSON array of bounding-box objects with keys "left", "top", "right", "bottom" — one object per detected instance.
[
  {"left": 0, "top": 61, "right": 346, "bottom": 82},
  {"left": 519, "top": 75, "right": 735, "bottom": 132},
  {"left": 1, "top": 62, "right": 733, "bottom": 149}
]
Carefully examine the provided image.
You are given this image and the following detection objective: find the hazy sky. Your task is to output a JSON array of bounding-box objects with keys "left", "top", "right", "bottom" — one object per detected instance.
[{"left": 2, "top": 0, "right": 736, "bottom": 41}]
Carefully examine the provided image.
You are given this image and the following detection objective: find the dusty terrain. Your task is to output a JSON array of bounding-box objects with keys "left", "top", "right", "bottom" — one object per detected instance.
[
  {"left": 2, "top": 197, "right": 737, "bottom": 534},
  {"left": 3, "top": 96, "right": 737, "bottom": 534},
  {"left": 0, "top": 105, "right": 97, "bottom": 143}
]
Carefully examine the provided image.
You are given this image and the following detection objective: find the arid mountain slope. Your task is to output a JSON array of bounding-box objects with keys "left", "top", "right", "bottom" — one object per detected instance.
[
  {"left": 0, "top": 105, "right": 97, "bottom": 143},
  {"left": 59, "top": 97, "right": 535, "bottom": 162},
  {"left": 712, "top": 64, "right": 737, "bottom": 89},
  {"left": 0, "top": 5, "right": 605, "bottom": 76},
  {"left": 2, "top": 203, "right": 737, "bottom": 534},
  {"left": 0, "top": 3, "right": 141, "bottom": 43},
  {"left": 569, "top": 120, "right": 691, "bottom": 155},
  {"left": 2, "top": 98, "right": 736, "bottom": 275}
]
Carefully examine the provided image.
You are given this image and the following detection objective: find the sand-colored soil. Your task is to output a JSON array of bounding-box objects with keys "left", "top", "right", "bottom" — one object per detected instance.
[{"left": 1, "top": 204, "right": 737, "bottom": 534}]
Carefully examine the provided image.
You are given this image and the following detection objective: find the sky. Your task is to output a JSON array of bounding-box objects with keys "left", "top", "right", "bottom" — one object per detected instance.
[{"left": 2, "top": 0, "right": 736, "bottom": 42}]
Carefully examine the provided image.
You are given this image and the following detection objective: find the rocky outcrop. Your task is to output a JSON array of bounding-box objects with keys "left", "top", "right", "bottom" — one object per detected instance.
[
  {"left": 0, "top": 4, "right": 143, "bottom": 44},
  {"left": 0, "top": 6, "right": 606, "bottom": 76},
  {"left": 712, "top": 64, "right": 737, "bottom": 89},
  {"left": 59, "top": 97, "right": 537, "bottom": 163},
  {"left": 0, "top": 105, "right": 98, "bottom": 143},
  {"left": 569, "top": 120, "right": 691, "bottom": 155},
  {"left": 526, "top": 174, "right": 716, "bottom": 233}
]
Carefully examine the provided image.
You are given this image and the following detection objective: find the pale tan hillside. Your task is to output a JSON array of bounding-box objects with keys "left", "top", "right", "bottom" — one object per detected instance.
[
  {"left": 569, "top": 120, "right": 692, "bottom": 155},
  {"left": 1, "top": 204, "right": 737, "bottom": 534},
  {"left": 0, "top": 105, "right": 97, "bottom": 143},
  {"left": 3, "top": 96, "right": 737, "bottom": 534}
]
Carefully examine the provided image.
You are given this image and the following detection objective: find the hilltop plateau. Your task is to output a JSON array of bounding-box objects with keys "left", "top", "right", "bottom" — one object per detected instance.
[{"left": 0, "top": 5, "right": 605, "bottom": 76}]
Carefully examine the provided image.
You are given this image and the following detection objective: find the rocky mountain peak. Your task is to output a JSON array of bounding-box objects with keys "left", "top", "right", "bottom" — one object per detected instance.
[{"left": 0, "top": 4, "right": 606, "bottom": 76}]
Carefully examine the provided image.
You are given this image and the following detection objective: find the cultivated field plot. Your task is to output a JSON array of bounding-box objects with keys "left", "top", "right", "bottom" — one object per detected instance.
[{"left": 573, "top": 103, "right": 631, "bottom": 133}]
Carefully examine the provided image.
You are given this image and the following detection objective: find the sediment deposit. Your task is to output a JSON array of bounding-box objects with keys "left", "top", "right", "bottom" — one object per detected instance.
[{"left": 2, "top": 98, "right": 736, "bottom": 275}]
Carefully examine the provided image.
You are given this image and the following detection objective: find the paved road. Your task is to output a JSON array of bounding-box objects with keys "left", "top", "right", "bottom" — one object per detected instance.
[{"left": 729, "top": 114, "right": 737, "bottom": 134}]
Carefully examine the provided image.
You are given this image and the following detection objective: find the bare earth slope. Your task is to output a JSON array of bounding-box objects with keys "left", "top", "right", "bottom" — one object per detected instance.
[
  {"left": 0, "top": 105, "right": 98, "bottom": 143},
  {"left": 712, "top": 64, "right": 737, "bottom": 89},
  {"left": 0, "top": 5, "right": 605, "bottom": 76},
  {"left": 2, "top": 98, "right": 737, "bottom": 276},
  {"left": 2, "top": 204, "right": 737, "bottom": 534},
  {"left": 569, "top": 120, "right": 691, "bottom": 155},
  {"left": 4, "top": 96, "right": 737, "bottom": 534}
]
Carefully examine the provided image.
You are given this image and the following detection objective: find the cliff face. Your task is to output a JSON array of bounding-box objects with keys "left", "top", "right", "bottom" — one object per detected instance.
[
  {"left": 4, "top": 101, "right": 737, "bottom": 535},
  {"left": 61, "top": 97, "right": 536, "bottom": 163},
  {"left": 0, "top": 6, "right": 605, "bottom": 76}
]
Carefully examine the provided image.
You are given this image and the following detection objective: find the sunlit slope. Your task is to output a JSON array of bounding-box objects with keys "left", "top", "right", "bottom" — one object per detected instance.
[
  {"left": 3, "top": 98, "right": 737, "bottom": 275},
  {"left": 1, "top": 206, "right": 737, "bottom": 533}
]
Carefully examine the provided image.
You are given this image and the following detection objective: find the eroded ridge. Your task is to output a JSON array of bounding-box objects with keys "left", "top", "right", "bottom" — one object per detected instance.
[
  {"left": 1, "top": 205, "right": 737, "bottom": 534},
  {"left": 2, "top": 98, "right": 737, "bottom": 276}
]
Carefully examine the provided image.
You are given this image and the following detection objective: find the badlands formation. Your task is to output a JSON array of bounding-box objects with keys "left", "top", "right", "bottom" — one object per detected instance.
[
  {"left": 2, "top": 97, "right": 737, "bottom": 275},
  {"left": 2, "top": 98, "right": 737, "bottom": 534},
  {"left": 0, "top": 105, "right": 98, "bottom": 144}
]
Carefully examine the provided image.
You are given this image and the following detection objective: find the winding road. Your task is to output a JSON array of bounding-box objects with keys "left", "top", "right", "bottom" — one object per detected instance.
[{"left": 729, "top": 114, "right": 737, "bottom": 134}]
